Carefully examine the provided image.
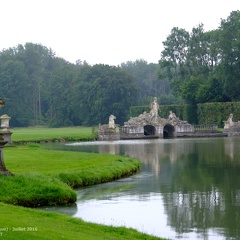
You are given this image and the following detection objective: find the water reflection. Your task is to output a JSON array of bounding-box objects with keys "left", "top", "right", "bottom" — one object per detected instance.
[{"left": 43, "top": 137, "right": 240, "bottom": 239}]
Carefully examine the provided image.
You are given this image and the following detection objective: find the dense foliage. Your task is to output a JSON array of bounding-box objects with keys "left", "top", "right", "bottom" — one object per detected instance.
[
  {"left": 120, "top": 59, "right": 177, "bottom": 105},
  {"left": 0, "top": 44, "right": 171, "bottom": 127},
  {"left": 159, "top": 10, "right": 240, "bottom": 106},
  {"left": 197, "top": 102, "right": 240, "bottom": 127},
  {"left": 0, "top": 44, "right": 139, "bottom": 126}
]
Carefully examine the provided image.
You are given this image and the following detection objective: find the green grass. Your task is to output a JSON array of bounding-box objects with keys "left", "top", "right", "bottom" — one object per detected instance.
[
  {"left": 11, "top": 126, "right": 97, "bottom": 142},
  {"left": 0, "top": 202, "right": 166, "bottom": 240},
  {"left": 2, "top": 145, "right": 140, "bottom": 206},
  {"left": 0, "top": 174, "right": 76, "bottom": 207}
]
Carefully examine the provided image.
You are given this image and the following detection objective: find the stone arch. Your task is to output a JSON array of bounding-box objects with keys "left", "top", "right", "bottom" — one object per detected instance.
[
  {"left": 163, "top": 124, "right": 175, "bottom": 138},
  {"left": 144, "top": 125, "right": 156, "bottom": 136}
]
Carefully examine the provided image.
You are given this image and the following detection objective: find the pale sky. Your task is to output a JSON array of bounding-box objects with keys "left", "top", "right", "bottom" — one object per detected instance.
[{"left": 1, "top": 0, "right": 239, "bottom": 66}]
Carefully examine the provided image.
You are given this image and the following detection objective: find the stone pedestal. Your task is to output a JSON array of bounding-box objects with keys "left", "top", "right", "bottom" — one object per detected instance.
[
  {"left": 1, "top": 130, "right": 12, "bottom": 145},
  {"left": 0, "top": 140, "right": 13, "bottom": 175}
]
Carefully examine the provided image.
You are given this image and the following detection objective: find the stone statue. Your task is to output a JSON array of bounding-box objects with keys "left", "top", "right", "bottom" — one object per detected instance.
[
  {"left": 168, "top": 111, "right": 180, "bottom": 123},
  {"left": 224, "top": 113, "right": 234, "bottom": 129},
  {"left": 150, "top": 97, "right": 160, "bottom": 122},
  {"left": 168, "top": 111, "right": 177, "bottom": 121},
  {"left": 109, "top": 115, "right": 116, "bottom": 128}
]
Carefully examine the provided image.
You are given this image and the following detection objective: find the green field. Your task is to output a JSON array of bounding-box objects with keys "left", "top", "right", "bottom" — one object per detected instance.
[{"left": 11, "top": 126, "right": 97, "bottom": 142}]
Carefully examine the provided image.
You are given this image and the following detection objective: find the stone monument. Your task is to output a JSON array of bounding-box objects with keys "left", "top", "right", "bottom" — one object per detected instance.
[
  {"left": 98, "top": 115, "right": 120, "bottom": 140},
  {"left": 0, "top": 114, "right": 12, "bottom": 144},
  {"left": 223, "top": 113, "right": 240, "bottom": 136},
  {"left": 150, "top": 97, "right": 160, "bottom": 123},
  {"left": 108, "top": 115, "right": 116, "bottom": 128},
  {"left": 0, "top": 99, "right": 13, "bottom": 175},
  {"left": 223, "top": 113, "right": 234, "bottom": 129},
  {"left": 98, "top": 97, "right": 194, "bottom": 140}
]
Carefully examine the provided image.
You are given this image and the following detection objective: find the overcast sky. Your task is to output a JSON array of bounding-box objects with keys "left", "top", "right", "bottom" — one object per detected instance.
[{"left": 1, "top": 0, "right": 239, "bottom": 66}]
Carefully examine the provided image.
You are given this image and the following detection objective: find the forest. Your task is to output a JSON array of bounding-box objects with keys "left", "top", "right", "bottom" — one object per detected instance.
[{"left": 0, "top": 10, "right": 239, "bottom": 127}]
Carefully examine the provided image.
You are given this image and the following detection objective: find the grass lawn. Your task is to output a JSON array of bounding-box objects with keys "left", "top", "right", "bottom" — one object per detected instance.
[
  {"left": 2, "top": 145, "right": 141, "bottom": 206},
  {"left": 11, "top": 126, "right": 97, "bottom": 142},
  {"left": 0, "top": 202, "right": 164, "bottom": 240}
]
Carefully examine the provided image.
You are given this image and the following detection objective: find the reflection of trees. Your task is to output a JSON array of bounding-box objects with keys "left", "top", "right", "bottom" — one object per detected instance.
[
  {"left": 160, "top": 138, "right": 240, "bottom": 239},
  {"left": 75, "top": 138, "right": 240, "bottom": 239}
]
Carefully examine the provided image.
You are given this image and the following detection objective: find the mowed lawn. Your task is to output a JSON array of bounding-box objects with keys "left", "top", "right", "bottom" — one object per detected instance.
[
  {"left": 11, "top": 126, "right": 97, "bottom": 142},
  {"left": 5, "top": 145, "right": 126, "bottom": 174}
]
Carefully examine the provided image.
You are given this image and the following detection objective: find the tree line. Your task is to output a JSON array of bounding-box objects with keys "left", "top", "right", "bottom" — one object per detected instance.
[
  {"left": 0, "top": 43, "right": 168, "bottom": 127},
  {"left": 0, "top": 10, "right": 239, "bottom": 127},
  {"left": 159, "top": 11, "right": 240, "bottom": 114}
]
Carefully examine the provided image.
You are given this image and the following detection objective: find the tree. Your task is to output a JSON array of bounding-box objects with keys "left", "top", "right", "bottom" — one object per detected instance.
[
  {"left": 16, "top": 43, "right": 57, "bottom": 125},
  {"left": 0, "top": 60, "right": 31, "bottom": 126},
  {"left": 46, "top": 64, "right": 78, "bottom": 127},
  {"left": 188, "top": 24, "right": 211, "bottom": 76},
  {"left": 160, "top": 27, "right": 190, "bottom": 95},
  {"left": 218, "top": 11, "right": 240, "bottom": 101},
  {"left": 77, "top": 64, "right": 138, "bottom": 125},
  {"left": 121, "top": 59, "right": 170, "bottom": 105}
]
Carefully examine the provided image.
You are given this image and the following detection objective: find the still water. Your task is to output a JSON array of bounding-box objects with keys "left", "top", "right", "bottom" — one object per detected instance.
[{"left": 44, "top": 137, "right": 240, "bottom": 240}]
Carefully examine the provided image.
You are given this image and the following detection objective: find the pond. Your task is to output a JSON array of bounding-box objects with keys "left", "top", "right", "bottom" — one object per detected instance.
[{"left": 43, "top": 137, "right": 240, "bottom": 240}]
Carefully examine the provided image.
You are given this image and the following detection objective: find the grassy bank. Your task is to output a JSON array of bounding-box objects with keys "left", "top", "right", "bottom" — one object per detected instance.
[
  {"left": 0, "top": 202, "right": 164, "bottom": 240},
  {"left": 2, "top": 145, "right": 140, "bottom": 207}
]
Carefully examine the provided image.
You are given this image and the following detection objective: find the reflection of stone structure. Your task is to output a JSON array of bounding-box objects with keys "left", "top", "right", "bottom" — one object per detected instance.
[
  {"left": 98, "top": 97, "right": 194, "bottom": 140},
  {"left": 223, "top": 113, "right": 240, "bottom": 136}
]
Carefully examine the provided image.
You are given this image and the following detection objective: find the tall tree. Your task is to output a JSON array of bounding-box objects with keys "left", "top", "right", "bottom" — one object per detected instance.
[
  {"left": 120, "top": 59, "right": 170, "bottom": 105},
  {"left": 160, "top": 27, "right": 190, "bottom": 94},
  {"left": 16, "top": 43, "right": 56, "bottom": 124},
  {"left": 0, "top": 60, "right": 31, "bottom": 126},
  {"left": 218, "top": 10, "right": 240, "bottom": 101}
]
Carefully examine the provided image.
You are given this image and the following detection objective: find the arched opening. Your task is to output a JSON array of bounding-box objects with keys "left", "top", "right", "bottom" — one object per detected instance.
[
  {"left": 144, "top": 125, "right": 156, "bottom": 136},
  {"left": 163, "top": 124, "right": 175, "bottom": 138}
]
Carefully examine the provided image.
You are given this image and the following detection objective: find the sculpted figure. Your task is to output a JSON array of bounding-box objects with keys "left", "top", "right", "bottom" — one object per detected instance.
[
  {"left": 109, "top": 115, "right": 116, "bottom": 128},
  {"left": 168, "top": 110, "right": 181, "bottom": 124},
  {"left": 168, "top": 111, "right": 177, "bottom": 120},
  {"left": 224, "top": 113, "right": 234, "bottom": 129},
  {"left": 150, "top": 97, "right": 160, "bottom": 122}
]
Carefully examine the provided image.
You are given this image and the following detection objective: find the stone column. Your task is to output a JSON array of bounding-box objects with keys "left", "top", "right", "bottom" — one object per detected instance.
[{"left": 0, "top": 139, "right": 13, "bottom": 175}]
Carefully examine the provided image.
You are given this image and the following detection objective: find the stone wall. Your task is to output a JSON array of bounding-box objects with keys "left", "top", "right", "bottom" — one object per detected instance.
[{"left": 176, "top": 124, "right": 194, "bottom": 133}]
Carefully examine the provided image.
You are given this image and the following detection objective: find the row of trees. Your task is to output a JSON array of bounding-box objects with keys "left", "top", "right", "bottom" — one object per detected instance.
[
  {"left": 0, "top": 11, "right": 239, "bottom": 127},
  {"left": 0, "top": 43, "right": 168, "bottom": 127},
  {"left": 159, "top": 11, "right": 240, "bottom": 107}
]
